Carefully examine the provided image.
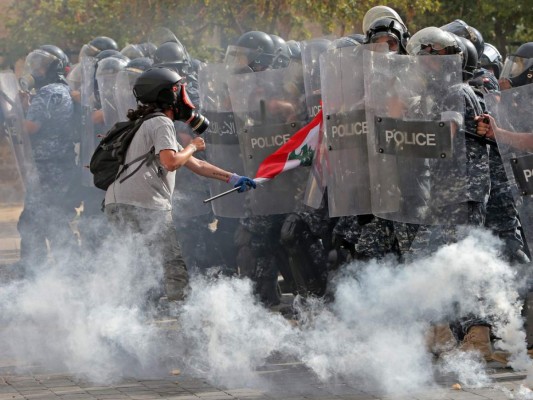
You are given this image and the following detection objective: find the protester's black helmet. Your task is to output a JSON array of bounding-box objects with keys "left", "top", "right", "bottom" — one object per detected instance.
[{"left": 133, "top": 67, "right": 183, "bottom": 105}]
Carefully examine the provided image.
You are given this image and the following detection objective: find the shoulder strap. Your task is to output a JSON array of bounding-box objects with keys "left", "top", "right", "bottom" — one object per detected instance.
[
  {"left": 118, "top": 147, "right": 155, "bottom": 184},
  {"left": 114, "top": 112, "right": 169, "bottom": 183},
  {"left": 141, "top": 112, "right": 167, "bottom": 122}
]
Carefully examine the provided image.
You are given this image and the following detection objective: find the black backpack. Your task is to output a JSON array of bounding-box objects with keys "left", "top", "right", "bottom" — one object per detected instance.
[{"left": 89, "top": 112, "right": 165, "bottom": 190}]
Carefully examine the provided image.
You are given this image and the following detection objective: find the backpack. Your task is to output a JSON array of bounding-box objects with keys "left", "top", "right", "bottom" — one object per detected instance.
[{"left": 89, "top": 112, "right": 165, "bottom": 190}]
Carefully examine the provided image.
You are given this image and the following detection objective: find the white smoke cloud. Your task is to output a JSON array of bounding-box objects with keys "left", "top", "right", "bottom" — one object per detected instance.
[{"left": 0, "top": 227, "right": 531, "bottom": 396}]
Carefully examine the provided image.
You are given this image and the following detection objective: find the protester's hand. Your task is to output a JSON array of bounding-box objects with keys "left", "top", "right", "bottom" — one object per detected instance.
[
  {"left": 228, "top": 173, "right": 256, "bottom": 193},
  {"left": 475, "top": 114, "right": 496, "bottom": 140},
  {"left": 191, "top": 136, "right": 205, "bottom": 152}
]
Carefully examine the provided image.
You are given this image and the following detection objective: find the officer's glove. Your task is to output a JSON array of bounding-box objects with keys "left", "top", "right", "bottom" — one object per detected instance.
[{"left": 228, "top": 173, "right": 256, "bottom": 193}]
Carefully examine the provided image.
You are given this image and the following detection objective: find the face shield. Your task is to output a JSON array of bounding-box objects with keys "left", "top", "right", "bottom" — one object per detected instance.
[
  {"left": 120, "top": 44, "right": 144, "bottom": 60},
  {"left": 79, "top": 43, "right": 100, "bottom": 60},
  {"left": 406, "top": 27, "right": 457, "bottom": 56},
  {"left": 501, "top": 55, "right": 533, "bottom": 79},
  {"left": 370, "top": 32, "right": 400, "bottom": 53},
  {"left": 20, "top": 49, "right": 58, "bottom": 91},
  {"left": 224, "top": 45, "right": 273, "bottom": 73},
  {"left": 66, "top": 63, "right": 82, "bottom": 91}
]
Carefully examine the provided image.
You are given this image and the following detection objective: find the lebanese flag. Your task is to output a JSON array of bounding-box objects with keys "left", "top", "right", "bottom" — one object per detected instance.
[{"left": 254, "top": 109, "right": 323, "bottom": 183}]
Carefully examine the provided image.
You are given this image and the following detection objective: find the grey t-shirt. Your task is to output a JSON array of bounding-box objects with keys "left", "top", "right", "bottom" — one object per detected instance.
[{"left": 105, "top": 116, "right": 184, "bottom": 211}]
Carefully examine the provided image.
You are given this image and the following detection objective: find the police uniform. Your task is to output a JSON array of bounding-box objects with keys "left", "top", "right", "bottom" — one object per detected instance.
[{"left": 17, "top": 82, "right": 80, "bottom": 269}]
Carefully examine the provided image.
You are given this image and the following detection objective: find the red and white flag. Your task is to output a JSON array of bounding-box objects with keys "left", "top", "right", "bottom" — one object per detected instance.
[{"left": 254, "top": 109, "right": 323, "bottom": 183}]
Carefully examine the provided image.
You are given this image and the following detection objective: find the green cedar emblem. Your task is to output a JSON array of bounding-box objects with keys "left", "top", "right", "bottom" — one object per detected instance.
[{"left": 288, "top": 144, "right": 314, "bottom": 166}]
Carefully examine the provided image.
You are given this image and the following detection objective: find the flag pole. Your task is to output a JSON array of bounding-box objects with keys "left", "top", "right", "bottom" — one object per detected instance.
[{"left": 203, "top": 187, "right": 241, "bottom": 203}]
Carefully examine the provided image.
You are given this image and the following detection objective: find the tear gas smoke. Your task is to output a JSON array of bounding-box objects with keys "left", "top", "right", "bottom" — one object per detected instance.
[{"left": 0, "top": 227, "right": 531, "bottom": 395}]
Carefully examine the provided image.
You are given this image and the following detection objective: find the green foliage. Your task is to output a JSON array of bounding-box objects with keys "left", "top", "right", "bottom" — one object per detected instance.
[{"left": 2, "top": 0, "right": 531, "bottom": 66}]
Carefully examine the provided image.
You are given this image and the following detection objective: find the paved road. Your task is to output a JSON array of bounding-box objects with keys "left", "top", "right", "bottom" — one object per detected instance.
[{"left": 0, "top": 360, "right": 529, "bottom": 400}]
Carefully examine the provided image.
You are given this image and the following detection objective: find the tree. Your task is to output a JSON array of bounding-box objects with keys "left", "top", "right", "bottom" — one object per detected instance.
[{"left": 3, "top": 0, "right": 531, "bottom": 67}]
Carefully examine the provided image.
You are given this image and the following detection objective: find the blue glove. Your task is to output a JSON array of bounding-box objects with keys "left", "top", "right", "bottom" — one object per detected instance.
[{"left": 228, "top": 173, "right": 256, "bottom": 193}]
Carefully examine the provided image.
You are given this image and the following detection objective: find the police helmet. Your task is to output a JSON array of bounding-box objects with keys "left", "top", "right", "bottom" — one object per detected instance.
[
  {"left": 362, "top": 6, "right": 406, "bottom": 34},
  {"left": 500, "top": 42, "right": 533, "bottom": 87},
  {"left": 286, "top": 40, "right": 302, "bottom": 60},
  {"left": 153, "top": 41, "right": 191, "bottom": 75},
  {"left": 79, "top": 36, "right": 119, "bottom": 59},
  {"left": 20, "top": 46, "right": 69, "bottom": 91},
  {"left": 365, "top": 17, "right": 409, "bottom": 54},
  {"left": 133, "top": 67, "right": 183, "bottom": 105},
  {"left": 456, "top": 35, "right": 478, "bottom": 80},
  {"left": 227, "top": 31, "right": 277, "bottom": 72},
  {"left": 480, "top": 43, "right": 503, "bottom": 79},
  {"left": 39, "top": 45, "right": 70, "bottom": 75},
  {"left": 90, "top": 36, "right": 118, "bottom": 52},
  {"left": 440, "top": 20, "right": 484, "bottom": 59},
  {"left": 406, "top": 27, "right": 462, "bottom": 56},
  {"left": 125, "top": 57, "right": 154, "bottom": 73},
  {"left": 153, "top": 41, "right": 189, "bottom": 65},
  {"left": 331, "top": 36, "right": 361, "bottom": 49},
  {"left": 95, "top": 49, "right": 129, "bottom": 63},
  {"left": 347, "top": 34, "right": 366, "bottom": 44},
  {"left": 270, "top": 34, "right": 291, "bottom": 69},
  {"left": 121, "top": 44, "right": 145, "bottom": 60},
  {"left": 96, "top": 56, "right": 129, "bottom": 77}
]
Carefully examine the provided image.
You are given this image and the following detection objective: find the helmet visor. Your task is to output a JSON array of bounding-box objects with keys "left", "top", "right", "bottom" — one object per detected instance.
[
  {"left": 23, "top": 49, "right": 56, "bottom": 77},
  {"left": 501, "top": 55, "right": 533, "bottom": 79},
  {"left": 370, "top": 32, "right": 400, "bottom": 53},
  {"left": 79, "top": 44, "right": 99, "bottom": 60},
  {"left": 224, "top": 45, "right": 269, "bottom": 73}
]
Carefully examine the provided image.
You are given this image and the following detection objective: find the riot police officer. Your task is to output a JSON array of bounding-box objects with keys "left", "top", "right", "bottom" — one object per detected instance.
[{"left": 17, "top": 45, "right": 80, "bottom": 272}]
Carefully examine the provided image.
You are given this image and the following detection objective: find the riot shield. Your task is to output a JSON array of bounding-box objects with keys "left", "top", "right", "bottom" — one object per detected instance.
[
  {"left": 173, "top": 122, "right": 213, "bottom": 218},
  {"left": 198, "top": 63, "right": 247, "bottom": 218},
  {"left": 95, "top": 57, "right": 128, "bottom": 127},
  {"left": 80, "top": 56, "right": 97, "bottom": 186},
  {"left": 486, "top": 84, "right": 533, "bottom": 252},
  {"left": 321, "top": 44, "right": 387, "bottom": 217},
  {"left": 66, "top": 63, "right": 82, "bottom": 92},
  {"left": 301, "top": 38, "right": 332, "bottom": 118},
  {"left": 115, "top": 69, "right": 138, "bottom": 122},
  {"left": 300, "top": 38, "right": 332, "bottom": 208},
  {"left": 227, "top": 67, "right": 311, "bottom": 215},
  {"left": 364, "top": 51, "right": 468, "bottom": 225},
  {"left": 0, "top": 71, "right": 35, "bottom": 187}
]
